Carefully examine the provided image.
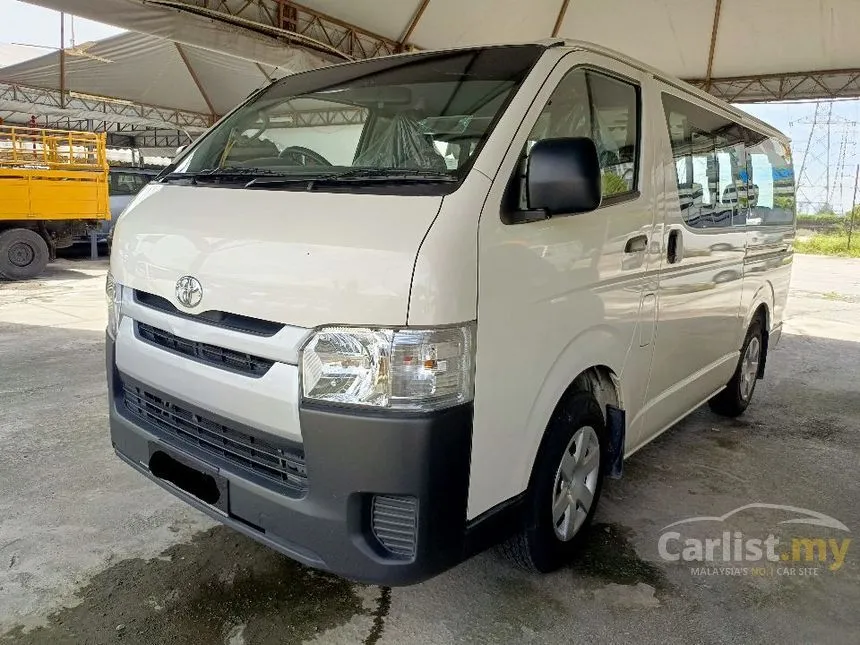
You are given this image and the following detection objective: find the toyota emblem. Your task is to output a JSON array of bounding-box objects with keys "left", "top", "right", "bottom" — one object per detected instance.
[{"left": 175, "top": 276, "right": 203, "bottom": 308}]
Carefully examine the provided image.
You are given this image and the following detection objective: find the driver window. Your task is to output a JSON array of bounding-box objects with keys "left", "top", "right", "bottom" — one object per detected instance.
[{"left": 519, "top": 68, "right": 640, "bottom": 208}]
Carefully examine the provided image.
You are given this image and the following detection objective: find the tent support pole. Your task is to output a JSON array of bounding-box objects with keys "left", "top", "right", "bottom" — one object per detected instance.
[
  {"left": 175, "top": 43, "right": 218, "bottom": 124},
  {"left": 552, "top": 0, "right": 571, "bottom": 37},
  {"left": 705, "top": 0, "right": 723, "bottom": 90},
  {"left": 399, "top": 0, "right": 429, "bottom": 51},
  {"left": 59, "top": 12, "right": 66, "bottom": 109}
]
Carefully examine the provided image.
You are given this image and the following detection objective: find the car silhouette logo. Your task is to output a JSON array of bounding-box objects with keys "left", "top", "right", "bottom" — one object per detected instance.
[{"left": 175, "top": 276, "right": 203, "bottom": 308}]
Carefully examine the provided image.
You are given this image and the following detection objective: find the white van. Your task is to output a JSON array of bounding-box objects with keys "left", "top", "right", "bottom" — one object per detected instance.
[{"left": 106, "top": 40, "right": 795, "bottom": 584}]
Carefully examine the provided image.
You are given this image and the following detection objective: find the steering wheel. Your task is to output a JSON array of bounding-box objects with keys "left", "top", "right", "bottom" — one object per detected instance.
[{"left": 278, "top": 146, "right": 332, "bottom": 166}]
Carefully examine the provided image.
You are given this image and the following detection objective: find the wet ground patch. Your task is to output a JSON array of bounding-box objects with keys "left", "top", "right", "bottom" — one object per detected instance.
[
  {"left": 568, "top": 523, "right": 671, "bottom": 593},
  {"left": 1, "top": 526, "right": 364, "bottom": 645},
  {"left": 364, "top": 587, "right": 391, "bottom": 645},
  {"left": 713, "top": 435, "right": 742, "bottom": 450}
]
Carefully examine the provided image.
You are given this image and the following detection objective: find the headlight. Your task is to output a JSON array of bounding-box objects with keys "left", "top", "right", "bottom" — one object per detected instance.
[
  {"left": 301, "top": 324, "right": 475, "bottom": 411},
  {"left": 106, "top": 272, "right": 125, "bottom": 338}
]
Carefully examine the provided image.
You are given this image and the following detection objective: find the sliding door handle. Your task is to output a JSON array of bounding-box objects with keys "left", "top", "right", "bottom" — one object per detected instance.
[{"left": 667, "top": 229, "right": 683, "bottom": 264}]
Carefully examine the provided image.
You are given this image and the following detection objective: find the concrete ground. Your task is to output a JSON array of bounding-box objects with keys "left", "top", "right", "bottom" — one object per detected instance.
[{"left": 1, "top": 255, "right": 858, "bottom": 645}]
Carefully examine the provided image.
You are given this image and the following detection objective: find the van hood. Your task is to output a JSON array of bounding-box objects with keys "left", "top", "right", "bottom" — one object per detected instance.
[{"left": 110, "top": 184, "right": 443, "bottom": 328}]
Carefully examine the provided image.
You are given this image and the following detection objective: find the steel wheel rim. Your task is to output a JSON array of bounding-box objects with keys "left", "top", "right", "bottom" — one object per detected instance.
[
  {"left": 739, "top": 336, "right": 760, "bottom": 401},
  {"left": 8, "top": 241, "right": 35, "bottom": 268},
  {"left": 552, "top": 425, "right": 601, "bottom": 542}
]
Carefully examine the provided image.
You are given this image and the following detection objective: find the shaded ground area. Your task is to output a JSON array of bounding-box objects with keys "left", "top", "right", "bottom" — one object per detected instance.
[
  {"left": 3, "top": 528, "right": 364, "bottom": 645},
  {"left": 1, "top": 522, "right": 671, "bottom": 645},
  {"left": 1, "top": 256, "right": 859, "bottom": 644}
]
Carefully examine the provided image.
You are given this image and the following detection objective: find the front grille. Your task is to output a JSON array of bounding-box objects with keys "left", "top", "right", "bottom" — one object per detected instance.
[
  {"left": 122, "top": 383, "right": 308, "bottom": 493},
  {"left": 134, "top": 289, "right": 284, "bottom": 336},
  {"left": 136, "top": 322, "right": 274, "bottom": 377},
  {"left": 371, "top": 495, "right": 418, "bottom": 558}
]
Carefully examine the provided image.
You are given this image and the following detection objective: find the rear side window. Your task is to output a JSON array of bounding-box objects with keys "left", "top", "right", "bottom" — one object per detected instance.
[
  {"left": 746, "top": 136, "right": 796, "bottom": 227},
  {"left": 662, "top": 93, "right": 795, "bottom": 229},
  {"left": 662, "top": 94, "right": 747, "bottom": 229},
  {"left": 521, "top": 68, "right": 640, "bottom": 204}
]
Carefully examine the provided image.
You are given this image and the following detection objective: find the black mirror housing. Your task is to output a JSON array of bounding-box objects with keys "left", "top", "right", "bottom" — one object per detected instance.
[{"left": 527, "top": 137, "right": 602, "bottom": 217}]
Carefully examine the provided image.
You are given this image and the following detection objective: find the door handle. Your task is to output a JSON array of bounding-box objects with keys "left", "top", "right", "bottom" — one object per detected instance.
[
  {"left": 624, "top": 234, "right": 648, "bottom": 253},
  {"left": 667, "top": 229, "right": 682, "bottom": 264}
]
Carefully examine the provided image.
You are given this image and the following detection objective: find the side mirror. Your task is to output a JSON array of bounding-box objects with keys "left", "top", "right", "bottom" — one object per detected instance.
[
  {"left": 175, "top": 145, "right": 187, "bottom": 156},
  {"left": 514, "top": 137, "right": 602, "bottom": 223}
]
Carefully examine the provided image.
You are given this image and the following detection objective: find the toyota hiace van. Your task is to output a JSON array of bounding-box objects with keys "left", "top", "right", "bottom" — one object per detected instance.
[{"left": 106, "top": 40, "right": 795, "bottom": 584}]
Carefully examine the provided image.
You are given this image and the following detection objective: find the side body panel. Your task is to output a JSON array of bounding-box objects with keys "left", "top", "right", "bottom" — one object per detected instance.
[
  {"left": 638, "top": 83, "right": 748, "bottom": 446},
  {"left": 468, "top": 51, "right": 659, "bottom": 519},
  {"left": 741, "top": 228, "right": 793, "bottom": 335}
]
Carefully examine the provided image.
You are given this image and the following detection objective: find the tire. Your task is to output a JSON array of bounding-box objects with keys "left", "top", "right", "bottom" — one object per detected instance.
[
  {"left": 499, "top": 391, "right": 607, "bottom": 572},
  {"left": 708, "top": 319, "right": 764, "bottom": 417},
  {"left": 0, "top": 228, "right": 50, "bottom": 281}
]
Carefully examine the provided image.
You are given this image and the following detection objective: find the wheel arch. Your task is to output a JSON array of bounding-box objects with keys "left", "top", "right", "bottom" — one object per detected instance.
[
  {"left": 520, "top": 355, "right": 624, "bottom": 494},
  {"left": 750, "top": 302, "right": 770, "bottom": 378},
  {"left": 744, "top": 281, "right": 774, "bottom": 333},
  {"left": 743, "top": 282, "right": 774, "bottom": 378}
]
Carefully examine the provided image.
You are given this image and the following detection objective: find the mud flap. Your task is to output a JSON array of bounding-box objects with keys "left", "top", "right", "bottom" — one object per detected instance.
[{"left": 606, "top": 404, "right": 625, "bottom": 479}]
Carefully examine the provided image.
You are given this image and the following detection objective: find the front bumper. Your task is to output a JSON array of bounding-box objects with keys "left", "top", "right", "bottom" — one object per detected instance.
[{"left": 107, "top": 335, "right": 473, "bottom": 585}]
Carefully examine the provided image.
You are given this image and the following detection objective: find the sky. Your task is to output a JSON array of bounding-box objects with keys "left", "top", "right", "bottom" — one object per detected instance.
[
  {"left": 740, "top": 101, "right": 860, "bottom": 214},
  {"left": 1, "top": 0, "right": 858, "bottom": 212},
  {"left": 0, "top": 0, "right": 123, "bottom": 50}
]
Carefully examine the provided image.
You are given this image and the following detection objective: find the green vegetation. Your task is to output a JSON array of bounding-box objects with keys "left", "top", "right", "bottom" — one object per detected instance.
[
  {"left": 774, "top": 196, "right": 796, "bottom": 212},
  {"left": 602, "top": 172, "right": 628, "bottom": 197},
  {"left": 797, "top": 213, "right": 846, "bottom": 228},
  {"left": 795, "top": 232, "right": 860, "bottom": 258}
]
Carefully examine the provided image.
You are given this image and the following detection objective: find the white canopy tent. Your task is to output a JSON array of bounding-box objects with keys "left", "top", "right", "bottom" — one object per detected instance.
[
  {"left": 19, "top": 0, "right": 860, "bottom": 96},
  {"left": 0, "top": 30, "right": 321, "bottom": 128},
  {"left": 3, "top": 0, "right": 860, "bottom": 153}
]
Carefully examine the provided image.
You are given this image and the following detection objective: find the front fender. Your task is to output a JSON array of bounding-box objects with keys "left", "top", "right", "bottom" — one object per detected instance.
[{"left": 515, "top": 324, "right": 630, "bottom": 492}]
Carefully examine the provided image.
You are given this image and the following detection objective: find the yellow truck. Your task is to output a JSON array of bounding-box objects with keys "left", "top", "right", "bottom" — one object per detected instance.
[{"left": 0, "top": 125, "right": 110, "bottom": 280}]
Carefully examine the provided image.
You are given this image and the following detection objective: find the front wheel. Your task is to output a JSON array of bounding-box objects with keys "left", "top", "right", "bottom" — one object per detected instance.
[
  {"left": 499, "top": 391, "right": 607, "bottom": 572},
  {"left": 708, "top": 320, "right": 764, "bottom": 417}
]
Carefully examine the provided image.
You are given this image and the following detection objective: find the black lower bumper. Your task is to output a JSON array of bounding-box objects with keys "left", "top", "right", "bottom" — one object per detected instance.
[{"left": 107, "top": 335, "right": 473, "bottom": 585}]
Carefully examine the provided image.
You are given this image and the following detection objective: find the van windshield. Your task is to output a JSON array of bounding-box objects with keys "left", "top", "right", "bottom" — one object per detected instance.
[{"left": 163, "top": 46, "right": 544, "bottom": 191}]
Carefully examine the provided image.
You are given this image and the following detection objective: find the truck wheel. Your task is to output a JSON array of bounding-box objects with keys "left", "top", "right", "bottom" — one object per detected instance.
[
  {"left": 708, "top": 319, "right": 764, "bottom": 417},
  {"left": 0, "top": 228, "right": 50, "bottom": 280},
  {"left": 499, "top": 391, "right": 607, "bottom": 572}
]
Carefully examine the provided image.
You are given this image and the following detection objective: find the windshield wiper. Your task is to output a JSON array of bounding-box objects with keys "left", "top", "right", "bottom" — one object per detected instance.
[
  {"left": 330, "top": 167, "right": 455, "bottom": 180},
  {"left": 159, "top": 167, "right": 289, "bottom": 185},
  {"left": 200, "top": 166, "right": 287, "bottom": 176},
  {"left": 161, "top": 166, "right": 456, "bottom": 189},
  {"left": 244, "top": 167, "right": 456, "bottom": 189}
]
